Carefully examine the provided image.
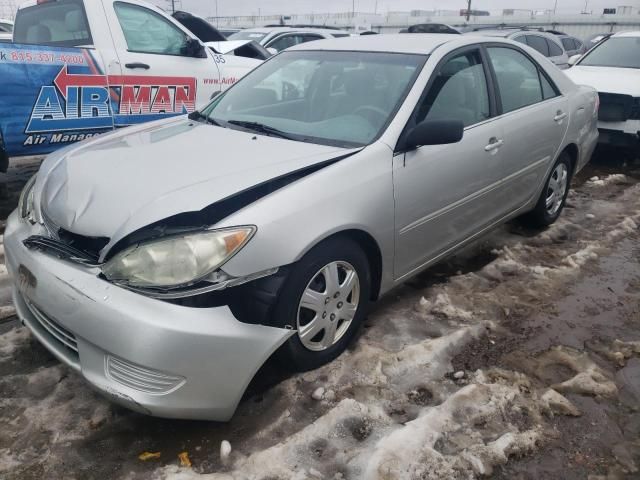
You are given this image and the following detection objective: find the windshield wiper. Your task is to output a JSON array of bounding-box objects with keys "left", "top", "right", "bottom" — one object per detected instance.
[
  {"left": 226, "top": 120, "right": 298, "bottom": 140},
  {"left": 187, "top": 110, "right": 221, "bottom": 126}
]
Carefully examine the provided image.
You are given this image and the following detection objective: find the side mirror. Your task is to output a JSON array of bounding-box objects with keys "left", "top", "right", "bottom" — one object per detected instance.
[
  {"left": 183, "top": 37, "right": 207, "bottom": 58},
  {"left": 266, "top": 47, "right": 278, "bottom": 55},
  {"left": 405, "top": 120, "right": 464, "bottom": 150},
  {"left": 568, "top": 54, "right": 582, "bottom": 66}
]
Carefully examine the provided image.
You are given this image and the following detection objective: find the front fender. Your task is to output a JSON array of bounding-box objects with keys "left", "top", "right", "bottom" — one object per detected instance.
[{"left": 218, "top": 141, "right": 396, "bottom": 293}]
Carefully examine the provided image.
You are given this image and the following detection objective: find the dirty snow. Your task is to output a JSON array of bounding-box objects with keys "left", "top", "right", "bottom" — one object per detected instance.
[{"left": 0, "top": 160, "right": 639, "bottom": 479}]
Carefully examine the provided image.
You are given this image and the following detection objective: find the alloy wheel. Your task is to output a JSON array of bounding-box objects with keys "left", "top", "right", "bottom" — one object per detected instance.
[
  {"left": 545, "top": 163, "right": 568, "bottom": 216},
  {"left": 296, "top": 261, "right": 360, "bottom": 352}
]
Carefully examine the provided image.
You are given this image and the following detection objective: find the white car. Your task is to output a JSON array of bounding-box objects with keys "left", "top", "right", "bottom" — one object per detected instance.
[
  {"left": 565, "top": 31, "right": 640, "bottom": 148},
  {"left": 229, "top": 27, "right": 351, "bottom": 53},
  {"left": 0, "top": 18, "right": 12, "bottom": 43}
]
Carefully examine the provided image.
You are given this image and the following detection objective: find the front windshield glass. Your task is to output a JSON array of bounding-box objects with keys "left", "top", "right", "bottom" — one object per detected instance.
[
  {"left": 228, "top": 31, "right": 268, "bottom": 42},
  {"left": 579, "top": 37, "right": 640, "bottom": 69},
  {"left": 201, "top": 50, "right": 426, "bottom": 147}
]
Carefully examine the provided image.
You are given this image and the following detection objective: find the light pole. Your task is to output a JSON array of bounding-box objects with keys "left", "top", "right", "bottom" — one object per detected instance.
[
  {"left": 553, "top": 0, "right": 558, "bottom": 15},
  {"left": 466, "top": 0, "right": 472, "bottom": 21}
]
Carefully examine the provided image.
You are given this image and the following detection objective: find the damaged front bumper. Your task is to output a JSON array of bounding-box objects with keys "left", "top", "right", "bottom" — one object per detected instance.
[{"left": 4, "top": 210, "right": 294, "bottom": 421}]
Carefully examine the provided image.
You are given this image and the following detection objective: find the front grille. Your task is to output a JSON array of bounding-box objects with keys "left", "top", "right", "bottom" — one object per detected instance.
[
  {"left": 106, "top": 356, "right": 185, "bottom": 395},
  {"left": 25, "top": 300, "right": 79, "bottom": 357},
  {"left": 40, "top": 208, "right": 109, "bottom": 262},
  {"left": 598, "top": 92, "right": 634, "bottom": 122}
]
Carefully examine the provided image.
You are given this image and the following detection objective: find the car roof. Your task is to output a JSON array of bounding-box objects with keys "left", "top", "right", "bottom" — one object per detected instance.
[
  {"left": 612, "top": 31, "right": 640, "bottom": 38},
  {"left": 289, "top": 33, "right": 464, "bottom": 54}
]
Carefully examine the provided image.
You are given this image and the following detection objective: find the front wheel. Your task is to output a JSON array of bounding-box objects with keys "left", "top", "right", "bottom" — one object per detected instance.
[
  {"left": 272, "top": 237, "right": 371, "bottom": 371},
  {"left": 522, "top": 153, "right": 572, "bottom": 228}
]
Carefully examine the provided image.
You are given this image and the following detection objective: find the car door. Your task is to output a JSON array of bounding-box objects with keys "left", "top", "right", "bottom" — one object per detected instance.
[
  {"left": 393, "top": 47, "right": 506, "bottom": 280},
  {"left": 102, "top": 0, "right": 221, "bottom": 127},
  {"left": 485, "top": 45, "right": 569, "bottom": 209}
]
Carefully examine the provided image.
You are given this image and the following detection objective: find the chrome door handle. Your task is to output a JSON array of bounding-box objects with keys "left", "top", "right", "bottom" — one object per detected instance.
[
  {"left": 484, "top": 138, "right": 504, "bottom": 152},
  {"left": 554, "top": 111, "right": 567, "bottom": 122}
]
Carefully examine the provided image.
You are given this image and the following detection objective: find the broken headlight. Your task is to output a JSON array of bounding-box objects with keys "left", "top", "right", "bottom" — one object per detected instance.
[
  {"left": 18, "top": 175, "right": 37, "bottom": 223},
  {"left": 102, "top": 226, "right": 256, "bottom": 289}
]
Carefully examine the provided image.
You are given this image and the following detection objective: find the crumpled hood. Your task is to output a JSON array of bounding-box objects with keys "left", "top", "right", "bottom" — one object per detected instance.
[
  {"left": 565, "top": 66, "right": 640, "bottom": 96},
  {"left": 36, "top": 117, "right": 352, "bottom": 249}
]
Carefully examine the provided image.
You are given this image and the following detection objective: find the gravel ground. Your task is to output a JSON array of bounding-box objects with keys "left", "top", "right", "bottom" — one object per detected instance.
[{"left": 0, "top": 148, "right": 639, "bottom": 480}]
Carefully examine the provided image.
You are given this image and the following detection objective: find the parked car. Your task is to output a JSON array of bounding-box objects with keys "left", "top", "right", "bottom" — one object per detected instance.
[
  {"left": 565, "top": 31, "right": 640, "bottom": 148},
  {"left": 5, "top": 33, "right": 598, "bottom": 421},
  {"left": 228, "top": 26, "right": 350, "bottom": 52},
  {"left": 0, "top": 17, "right": 11, "bottom": 43},
  {"left": 549, "top": 32, "right": 587, "bottom": 57},
  {"left": 171, "top": 10, "right": 271, "bottom": 61},
  {"left": 219, "top": 28, "right": 242, "bottom": 38},
  {"left": 0, "top": 0, "right": 264, "bottom": 170},
  {"left": 584, "top": 32, "right": 613, "bottom": 50},
  {"left": 402, "top": 23, "right": 461, "bottom": 34},
  {"left": 467, "top": 27, "right": 570, "bottom": 69}
]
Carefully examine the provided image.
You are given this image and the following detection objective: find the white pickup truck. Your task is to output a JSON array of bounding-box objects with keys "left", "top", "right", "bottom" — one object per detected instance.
[{"left": 0, "top": 0, "right": 263, "bottom": 169}]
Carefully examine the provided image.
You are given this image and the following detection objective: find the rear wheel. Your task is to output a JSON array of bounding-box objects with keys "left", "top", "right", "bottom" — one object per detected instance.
[
  {"left": 522, "top": 152, "right": 572, "bottom": 228},
  {"left": 272, "top": 237, "right": 371, "bottom": 371}
]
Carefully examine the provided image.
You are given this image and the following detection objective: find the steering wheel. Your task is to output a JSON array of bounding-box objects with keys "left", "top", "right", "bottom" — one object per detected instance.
[{"left": 353, "top": 105, "right": 388, "bottom": 127}]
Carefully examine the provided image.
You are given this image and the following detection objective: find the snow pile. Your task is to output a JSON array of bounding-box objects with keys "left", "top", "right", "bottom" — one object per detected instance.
[
  {"left": 587, "top": 174, "right": 628, "bottom": 187},
  {"left": 0, "top": 326, "right": 30, "bottom": 357}
]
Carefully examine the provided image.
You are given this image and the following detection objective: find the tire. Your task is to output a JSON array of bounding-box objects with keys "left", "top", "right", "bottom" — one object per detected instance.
[
  {"left": 271, "top": 237, "right": 371, "bottom": 372},
  {"left": 522, "top": 152, "right": 572, "bottom": 228}
]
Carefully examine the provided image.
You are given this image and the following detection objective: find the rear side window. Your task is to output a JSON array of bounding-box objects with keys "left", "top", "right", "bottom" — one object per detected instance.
[
  {"left": 13, "top": 0, "right": 92, "bottom": 47},
  {"left": 487, "top": 47, "right": 544, "bottom": 113},
  {"left": 0, "top": 22, "right": 12, "bottom": 33},
  {"left": 540, "top": 73, "right": 558, "bottom": 99},
  {"left": 525, "top": 35, "right": 550, "bottom": 57},
  {"left": 547, "top": 38, "right": 563, "bottom": 56},
  {"left": 114, "top": 2, "right": 189, "bottom": 56}
]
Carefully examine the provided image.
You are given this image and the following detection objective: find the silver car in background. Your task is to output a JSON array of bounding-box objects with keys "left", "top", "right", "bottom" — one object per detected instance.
[
  {"left": 467, "top": 27, "right": 571, "bottom": 69},
  {"left": 5, "top": 34, "right": 599, "bottom": 420}
]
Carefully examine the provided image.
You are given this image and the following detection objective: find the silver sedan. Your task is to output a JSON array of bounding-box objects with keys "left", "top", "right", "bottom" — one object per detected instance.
[{"left": 5, "top": 34, "right": 599, "bottom": 420}]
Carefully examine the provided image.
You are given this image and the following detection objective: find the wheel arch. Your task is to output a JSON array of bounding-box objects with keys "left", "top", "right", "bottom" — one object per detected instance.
[
  {"left": 561, "top": 142, "right": 579, "bottom": 174},
  {"left": 302, "top": 228, "right": 384, "bottom": 301}
]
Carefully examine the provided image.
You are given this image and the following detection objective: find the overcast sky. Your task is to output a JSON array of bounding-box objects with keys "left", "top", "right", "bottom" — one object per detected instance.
[{"left": 152, "top": 0, "right": 639, "bottom": 18}]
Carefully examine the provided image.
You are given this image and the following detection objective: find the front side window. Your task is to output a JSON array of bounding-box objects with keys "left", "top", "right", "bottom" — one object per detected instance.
[
  {"left": 13, "top": 0, "right": 91, "bottom": 47},
  {"left": 547, "top": 38, "right": 563, "bottom": 56},
  {"left": 487, "top": 47, "right": 545, "bottom": 113},
  {"left": 525, "top": 35, "right": 550, "bottom": 57},
  {"left": 416, "top": 50, "right": 490, "bottom": 127},
  {"left": 267, "top": 34, "right": 304, "bottom": 52},
  {"left": 114, "top": 2, "right": 189, "bottom": 55},
  {"left": 202, "top": 51, "right": 426, "bottom": 147},
  {"left": 578, "top": 37, "right": 640, "bottom": 69}
]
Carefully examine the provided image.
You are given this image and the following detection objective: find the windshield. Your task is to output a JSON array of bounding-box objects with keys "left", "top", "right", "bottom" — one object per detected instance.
[
  {"left": 201, "top": 50, "right": 426, "bottom": 148},
  {"left": 228, "top": 31, "right": 269, "bottom": 42},
  {"left": 579, "top": 37, "right": 640, "bottom": 69}
]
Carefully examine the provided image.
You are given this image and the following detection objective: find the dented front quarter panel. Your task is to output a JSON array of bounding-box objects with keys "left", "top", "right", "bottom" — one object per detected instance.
[{"left": 217, "top": 141, "right": 397, "bottom": 294}]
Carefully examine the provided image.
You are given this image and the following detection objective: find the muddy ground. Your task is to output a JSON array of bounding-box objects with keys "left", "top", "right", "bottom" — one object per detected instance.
[{"left": 0, "top": 148, "right": 639, "bottom": 480}]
